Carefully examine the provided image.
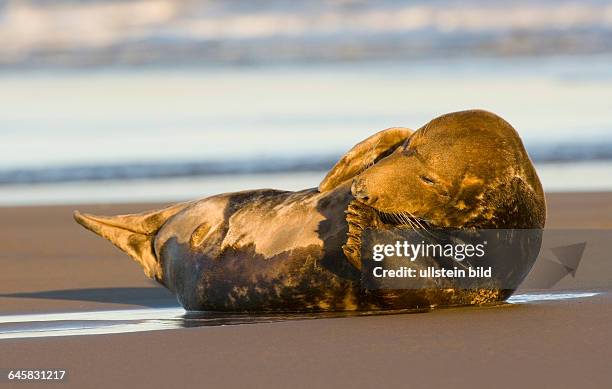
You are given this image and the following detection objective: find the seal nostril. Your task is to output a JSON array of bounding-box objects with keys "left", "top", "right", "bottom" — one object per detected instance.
[{"left": 352, "top": 179, "right": 376, "bottom": 204}]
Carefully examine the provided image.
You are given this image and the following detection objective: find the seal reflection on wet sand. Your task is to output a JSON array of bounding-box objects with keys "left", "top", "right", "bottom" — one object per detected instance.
[
  {"left": 74, "top": 110, "right": 546, "bottom": 312},
  {"left": 1, "top": 293, "right": 600, "bottom": 340}
]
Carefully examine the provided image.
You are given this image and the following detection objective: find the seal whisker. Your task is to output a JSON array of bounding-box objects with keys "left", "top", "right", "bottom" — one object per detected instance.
[
  {"left": 403, "top": 210, "right": 442, "bottom": 241},
  {"left": 396, "top": 212, "right": 429, "bottom": 240}
]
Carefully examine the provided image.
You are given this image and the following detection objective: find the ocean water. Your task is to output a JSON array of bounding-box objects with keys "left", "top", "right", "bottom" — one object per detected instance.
[
  {"left": 3, "top": 0, "right": 612, "bottom": 68},
  {"left": 1, "top": 55, "right": 612, "bottom": 205},
  {"left": 1, "top": 162, "right": 612, "bottom": 206}
]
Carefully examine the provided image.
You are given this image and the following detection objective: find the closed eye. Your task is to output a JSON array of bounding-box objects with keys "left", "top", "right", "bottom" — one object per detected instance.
[{"left": 420, "top": 175, "right": 436, "bottom": 185}]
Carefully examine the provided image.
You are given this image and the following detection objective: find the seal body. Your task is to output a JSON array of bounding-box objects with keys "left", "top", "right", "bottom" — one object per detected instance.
[
  {"left": 156, "top": 185, "right": 361, "bottom": 311},
  {"left": 75, "top": 110, "right": 546, "bottom": 312}
]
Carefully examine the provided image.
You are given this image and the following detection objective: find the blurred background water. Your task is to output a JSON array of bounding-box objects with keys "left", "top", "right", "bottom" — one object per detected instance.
[{"left": 1, "top": 0, "right": 612, "bottom": 205}]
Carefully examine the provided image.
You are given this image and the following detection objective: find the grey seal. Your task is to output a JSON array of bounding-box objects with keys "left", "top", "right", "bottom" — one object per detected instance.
[{"left": 75, "top": 109, "right": 546, "bottom": 311}]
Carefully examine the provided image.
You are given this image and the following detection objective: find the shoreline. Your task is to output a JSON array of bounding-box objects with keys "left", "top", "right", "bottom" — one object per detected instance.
[{"left": 1, "top": 293, "right": 611, "bottom": 388}]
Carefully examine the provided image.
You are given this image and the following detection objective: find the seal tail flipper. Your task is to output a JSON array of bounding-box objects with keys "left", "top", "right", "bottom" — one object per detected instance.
[{"left": 73, "top": 202, "right": 190, "bottom": 282}]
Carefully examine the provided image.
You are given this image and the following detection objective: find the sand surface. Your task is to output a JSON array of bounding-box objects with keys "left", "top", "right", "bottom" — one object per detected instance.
[{"left": 1, "top": 193, "right": 611, "bottom": 388}]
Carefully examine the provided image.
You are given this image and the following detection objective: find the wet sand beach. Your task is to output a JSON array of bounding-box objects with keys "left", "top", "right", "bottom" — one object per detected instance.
[{"left": 0, "top": 192, "right": 611, "bottom": 388}]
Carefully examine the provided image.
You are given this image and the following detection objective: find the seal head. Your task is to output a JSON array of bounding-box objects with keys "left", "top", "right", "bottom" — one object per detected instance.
[{"left": 352, "top": 110, "right": 544, "bottom": 227}]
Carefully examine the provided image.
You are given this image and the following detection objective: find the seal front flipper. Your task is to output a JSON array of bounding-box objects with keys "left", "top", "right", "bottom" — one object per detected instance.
[
  {"left": 319, "top": 127, "right": 413, "bottom": 192},
  {"left": 343, "top": 199, "right": 386, "bottom": 270},
  {"left": 73, "top": 202, "right": 190, "bottom": 282}
]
